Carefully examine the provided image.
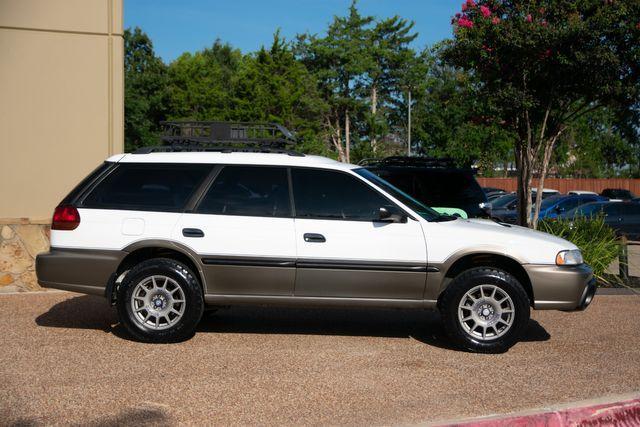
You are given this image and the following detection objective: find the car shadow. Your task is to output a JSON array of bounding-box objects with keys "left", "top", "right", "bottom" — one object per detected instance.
[{"left": 35, "top": 295, "right": 550, "bottom": 351}]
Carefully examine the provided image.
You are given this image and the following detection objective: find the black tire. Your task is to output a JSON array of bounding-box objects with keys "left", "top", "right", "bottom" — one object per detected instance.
[
  {"left": 438, "top": 267, "right": 530, "bottom": 353},
  {"left": 116, "top": 258, "right": 204, "bottom": 343}
]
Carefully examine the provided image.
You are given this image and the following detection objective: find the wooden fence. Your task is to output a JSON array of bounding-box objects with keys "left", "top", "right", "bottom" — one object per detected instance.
[{"left": 476, "top": 178, "right": 640, "bottom": 195}]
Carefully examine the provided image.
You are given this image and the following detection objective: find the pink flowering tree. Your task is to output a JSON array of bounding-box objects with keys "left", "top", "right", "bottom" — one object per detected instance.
[{"left": 445, "top": 0, "right": 640, "bottom": 227}]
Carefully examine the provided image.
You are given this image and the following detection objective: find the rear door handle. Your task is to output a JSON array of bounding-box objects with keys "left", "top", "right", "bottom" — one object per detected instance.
[
  {"left": 182, "top": 228, "right": 204, "bottom": 238},
  {"left": 303, "top": 233, "right": 326, "bottom": 243}
]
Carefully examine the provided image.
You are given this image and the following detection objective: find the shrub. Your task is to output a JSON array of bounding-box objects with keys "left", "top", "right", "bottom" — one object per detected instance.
[{"left": 538, "top": 215, "right": 620, "bottom": 284}]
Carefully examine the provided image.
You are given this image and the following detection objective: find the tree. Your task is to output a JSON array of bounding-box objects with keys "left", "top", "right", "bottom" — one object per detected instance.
[
  {"left": 124, "top": 27, "right": 169, "bottom": 150},
  {"left": 411, "top": 46, "right": 514, "bottom": 171},
  {"left": 363, "top": 16, "right": 418, "bottom": 154},
  {"left": 234, "top": 32, "right": 329, "bottom": 154},
  {"left": 444, "top": 0, "right": 640, "bottom": 227},
  {"left": 167, "top": 40, "right": 243, "bottom": 121},
  {"left": 296, "top": 1, "right": 373, "bottom": 162},
  {"left": 553, "top": 108, "right": 640, "bottom": 178}
]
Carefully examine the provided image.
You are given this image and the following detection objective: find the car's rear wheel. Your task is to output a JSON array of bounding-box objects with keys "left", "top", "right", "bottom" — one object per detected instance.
[
  {"left": 117, "top": 258, "right": 204, "bottom": 343},
  {"left": 438, "top": 267, "right": 530, "bottom": 353}
]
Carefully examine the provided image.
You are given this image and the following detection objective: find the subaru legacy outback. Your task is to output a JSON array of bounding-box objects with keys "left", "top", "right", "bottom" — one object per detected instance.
[{"left": 36, "top": 122, "right": 595, "bottom": 353}]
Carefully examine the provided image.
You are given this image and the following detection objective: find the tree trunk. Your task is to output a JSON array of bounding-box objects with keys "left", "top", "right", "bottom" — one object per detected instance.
[
  {"left": 531, "top": 132, "right": 563, "bottom": 229},
  {"left": 327, "top": 116, "right": 346, "bottom": 162},
  {"left": 515, "top": 143, "right": 533, "bottom": 227},
  {"left": 370, "top": 85, "right": 377, "bottom": 154},
  {"left": 345, "top": 110, "right": 351, "bottom": 163}
]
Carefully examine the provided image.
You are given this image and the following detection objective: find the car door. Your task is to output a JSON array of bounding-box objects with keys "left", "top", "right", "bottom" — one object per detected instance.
[
  {"left": 602, "top": 203, "right": 623, "bottom": 235},
  {"left": 174, "top": 165, "right": 296, "bottom": 296},
  {"left": 618, "top": 204, "right": 640, "bottom": 240},
  {"left": 290, "top": 167, "right": 427, "bottom": 300}
]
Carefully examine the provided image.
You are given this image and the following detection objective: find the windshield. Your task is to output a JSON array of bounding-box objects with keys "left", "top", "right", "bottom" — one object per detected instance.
[
  {"left": 491, "top": 194, "right": 517, "bottom": 208},
  {"left": 354, "top": 168, "right": 440, "bottom": 221},
  {"left": 567, "top": 202, "right": 602, "bottom": 217},
  {"left": 539, "top": 195, "right": 565, "bottom": 210}
]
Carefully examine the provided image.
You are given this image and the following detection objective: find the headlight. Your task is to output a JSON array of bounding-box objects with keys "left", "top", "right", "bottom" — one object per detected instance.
[{"left": 556, "top": 249, "right": 583, "bottom": 266}]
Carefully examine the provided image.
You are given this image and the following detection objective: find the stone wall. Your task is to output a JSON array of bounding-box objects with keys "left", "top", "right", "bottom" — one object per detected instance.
[{"left": 0, "top": 221, "right": 50, "bottom": 293}]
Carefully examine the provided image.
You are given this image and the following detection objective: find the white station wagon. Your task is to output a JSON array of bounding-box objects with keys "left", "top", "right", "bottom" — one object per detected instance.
[{"left": 36, "top": 122, "right": 595, "bottom": 353}]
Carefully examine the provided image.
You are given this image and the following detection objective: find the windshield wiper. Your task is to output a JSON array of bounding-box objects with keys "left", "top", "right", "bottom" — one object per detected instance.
[{"left": 430, "top": 213, "right": 458, "bottom": 222}]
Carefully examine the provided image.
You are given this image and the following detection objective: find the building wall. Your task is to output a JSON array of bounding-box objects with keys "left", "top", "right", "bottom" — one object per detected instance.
[
  {"left": 0, "top": 0, "right": 123, "bottom": 291},
  {"left": 0, "top": 0, "right": 124, "bottom": 221}
]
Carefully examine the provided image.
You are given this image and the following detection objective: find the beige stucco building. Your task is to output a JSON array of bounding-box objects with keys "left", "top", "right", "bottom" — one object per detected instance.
[{"left": 0, "top": 0, "right": 124, "bottom": 291}]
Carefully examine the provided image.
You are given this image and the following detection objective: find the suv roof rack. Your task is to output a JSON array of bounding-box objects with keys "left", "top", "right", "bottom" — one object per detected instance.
[
  {"left": 358, "top": 156, "right": 458, "bottom": 168},
  {"left": 134, "top": 121, "right": 303, "bottom": 156}
]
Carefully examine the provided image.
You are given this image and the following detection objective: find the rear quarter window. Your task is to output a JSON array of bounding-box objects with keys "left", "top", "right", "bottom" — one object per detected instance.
[{"left": 81, "top": 163, "right": 211, "bottom": 211}]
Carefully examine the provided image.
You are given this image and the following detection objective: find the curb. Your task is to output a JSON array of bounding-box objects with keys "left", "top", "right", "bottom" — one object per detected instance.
[{"left": 430, "top": 392, "right": 640, "bottom": 427}]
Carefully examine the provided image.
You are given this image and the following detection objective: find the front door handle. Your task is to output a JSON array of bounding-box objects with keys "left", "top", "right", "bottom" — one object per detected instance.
[
  {"left": 183, "top": 228, "right": 204, "bottom": 238},
  {"left": 303, "top": 233, "right": 326, "bottom": 243}
]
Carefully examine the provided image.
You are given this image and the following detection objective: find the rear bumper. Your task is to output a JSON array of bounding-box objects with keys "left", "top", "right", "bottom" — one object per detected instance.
[
  {"left": 36, "top": 247, "right": 125, "bottom": 296},
  {"left": 525, "top": 263, "right": 595, "bottom": 311}
]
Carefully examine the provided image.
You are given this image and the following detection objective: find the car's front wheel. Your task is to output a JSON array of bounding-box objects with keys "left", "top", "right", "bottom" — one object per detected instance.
[
  {"left": 438, "top": 267, "right": 530, "bottom": 353},
  {"left": 116, "top": 258, "right": 204, "bottom": 343}
]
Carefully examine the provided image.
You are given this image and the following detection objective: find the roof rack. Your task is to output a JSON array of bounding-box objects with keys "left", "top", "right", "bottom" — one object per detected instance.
[
  {"left": 358, "top": 156, "right": 458, "bottom": 168},
  {"left": 134, "top": 121, "right": 303, "bottom": 156}
]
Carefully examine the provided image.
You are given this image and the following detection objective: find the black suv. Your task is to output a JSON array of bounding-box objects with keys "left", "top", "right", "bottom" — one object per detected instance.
[{"left": 361, "top": 157, "right": 488, "bottom": 218}]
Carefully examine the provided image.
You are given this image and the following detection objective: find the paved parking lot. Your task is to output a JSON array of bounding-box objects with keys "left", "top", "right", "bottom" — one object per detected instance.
[{"left": 1, "top": 292, "right": 639, "bottom": 426}]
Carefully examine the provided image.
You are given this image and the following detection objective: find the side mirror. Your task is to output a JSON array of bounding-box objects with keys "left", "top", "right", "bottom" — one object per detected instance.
[{"left": 378, "top": 206, "right": 407, "bottom": 223}]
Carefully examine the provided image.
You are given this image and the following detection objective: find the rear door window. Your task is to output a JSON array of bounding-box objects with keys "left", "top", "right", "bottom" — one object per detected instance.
[
  {"left": 196, "top": 166, "right": 291, "bottom": 217},
  {"left": 82, "top": 163, "right": 211, "bottom": 211}
]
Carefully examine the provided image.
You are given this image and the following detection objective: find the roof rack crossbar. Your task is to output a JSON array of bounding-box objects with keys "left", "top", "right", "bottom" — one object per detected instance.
[
  {"left": 159, "top": 121, "right": 296, "bottom": 148},
  {"left": 133, "top": 145, "right": 304, "bottom": 156},
  {"left": 133, "top": 121, "right": 304, "bottom": 156}
]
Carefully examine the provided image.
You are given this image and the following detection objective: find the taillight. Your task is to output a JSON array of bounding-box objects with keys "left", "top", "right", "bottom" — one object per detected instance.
[{"left": 51, "top": 205, "right": 80, "bottom": 230}]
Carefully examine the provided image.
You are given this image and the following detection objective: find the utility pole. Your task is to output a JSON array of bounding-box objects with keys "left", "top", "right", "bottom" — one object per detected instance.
[{"left": 407, "top": 90, "right": 412, "bottom": 156}]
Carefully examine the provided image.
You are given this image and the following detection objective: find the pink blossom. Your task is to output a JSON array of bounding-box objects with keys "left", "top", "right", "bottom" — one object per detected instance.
[
  {"left": 525, "top": 14, "right": 533, "bottom": 22},
  {"left": 492, "top": 16, "right": 500, "bottom": 24},
  {"left": 461, "top": 2, "right": 467, "bottom": 11},
  {"left": 458, "top": 16, "right": 474, "bottom": 28},
  {"left": 541, "top": 20, "right": 548, "bottom": 27},
  {"left": 482, "top": 44, "right": 493, "bottom": 53},
  {"left": 466, "top": 0, "right": 476, "bottom": 7},
  {"left": 480, "top": 5, "right": 491, "bottom": 17}
]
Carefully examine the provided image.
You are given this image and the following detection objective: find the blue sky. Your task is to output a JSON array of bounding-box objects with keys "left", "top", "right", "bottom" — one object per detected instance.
[{"left": 125, "top": 0, "right": 460, "bottom": 63}]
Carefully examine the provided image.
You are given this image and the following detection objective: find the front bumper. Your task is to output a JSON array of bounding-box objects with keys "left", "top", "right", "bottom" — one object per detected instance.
[
  {"left": 524, "top": 263, "right": 595, "bottom": 311},
  {"left": 36, "top": 247, "right": 125, "bottom": 296}
]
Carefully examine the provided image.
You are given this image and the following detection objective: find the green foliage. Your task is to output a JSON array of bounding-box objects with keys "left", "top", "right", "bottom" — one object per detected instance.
[
  {"left": 166, "top": 40, "right": 243, "bottom": 121},
  {"left": 538, "top": 216, "right": 620, "bottom": 283},
  {"left": 124, "top": 27, "right": 169, "bottom": 150},
  {"left": 553, "top": 108, "right": 640, "bottom": 178},
  {"left": 444, "top": 0, "right": 640, "bottom": 226},
  {"left": 124, "top": 0, "right": 639, "bottom": 181},
  {"left": 411, "top": 46, "right": 515, "bottom": 171}
]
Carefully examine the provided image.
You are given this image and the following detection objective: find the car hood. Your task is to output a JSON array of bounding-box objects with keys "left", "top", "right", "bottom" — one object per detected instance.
[{"left": 422, "top": 217, "right": 577, "bottom": 265}]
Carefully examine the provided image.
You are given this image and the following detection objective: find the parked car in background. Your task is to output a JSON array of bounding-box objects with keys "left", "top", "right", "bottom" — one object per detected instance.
[
  {"left": 537, "top": 194, "right": 607, "bottom": 221},
  {"left": 482, "top": 187, "right": 507, "bottom": 200},
  {"left": 491, "top": 193, "right": 536, "bottom": 224},
  {"left": 560, "top": 201, "right": 640, "bottom": 240},
  {"left": 489, "top": 193, "right": 517, "bottom": 209},
  {"left": 568, "top": 190, "right": 598, "bottom": 196},
  {"left": 361, "top": 157, "right": 489, "bottom": 218},
  {"left": 482, "top": 187, "right": 505, "bottom": 194},
  {"left": 533, "top": 188, "right": 560, "bottom": 198},
  {"left": 600, "top": 188, "right": 636, "bottom": 201}
]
